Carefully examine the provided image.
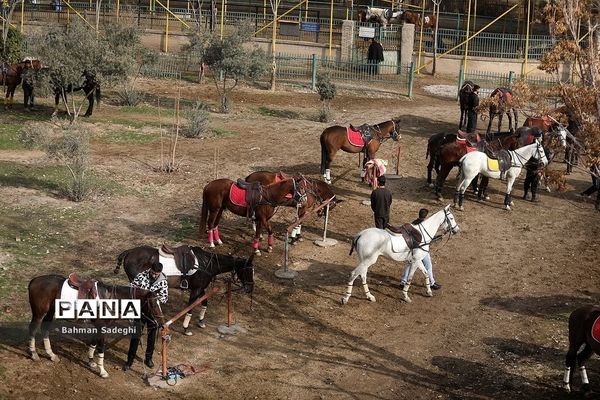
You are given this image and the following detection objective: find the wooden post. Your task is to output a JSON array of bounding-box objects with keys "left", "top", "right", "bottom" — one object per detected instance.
[{"left": 395, "top": 144, "right": 401, "bottom": 175}]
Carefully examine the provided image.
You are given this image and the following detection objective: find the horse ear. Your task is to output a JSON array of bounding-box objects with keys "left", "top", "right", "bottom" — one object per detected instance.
[{"left": 445, "top": 204, "right": 451, "bottom": 210}]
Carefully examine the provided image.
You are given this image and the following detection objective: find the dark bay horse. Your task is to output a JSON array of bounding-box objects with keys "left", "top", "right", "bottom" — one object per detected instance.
[
  {"left": 28, "top": 274, "right": 164, "bottom": 378},
  {"left": 1, "top": 59, "right": 42, "bottom": 109},
  {"left": 114, "top": 245, "right": 254, "bottom": 336},
  {"left": 486, "top": 88, "right": 519, "bottom": 134},
  {"left": 426, "top": 131, "right": 457, "bottom": 187},
  {"left": 320, "top": 119, "right": 400, "bottom": 184},
  {"left": 199, "top": 176, "right": 306, "bottom": 254},
  {"left": 563, "top": 305, "right": 600, "bottom": 394},
  {"left": 245, "top": 171, "right": 339, "bottom": 243},
  {"left": 458, "top": 80, "right": 475, "bottom": 130},
  {"left": 53, "top": 72, "right": 101, "bottom": 117}
]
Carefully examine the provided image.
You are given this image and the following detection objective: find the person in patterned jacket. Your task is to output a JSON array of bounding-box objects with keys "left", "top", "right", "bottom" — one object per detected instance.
[{"left": 123, "top": 261, "right": 168, "bottom": 371}]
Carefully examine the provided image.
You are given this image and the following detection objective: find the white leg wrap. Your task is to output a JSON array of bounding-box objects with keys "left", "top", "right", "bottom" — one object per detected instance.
[
  {"left": 563, "top": 367, "right": 571, "bottom": 387},
  {"left": 297, "top": 225, "right": 302, "bottom": 235},
  {"left": 88, "top": 345, "right": 96, "bottom": 359},
  {"left": 362, "top": 283, "right": 375, "bottom": 302},
  {"left": 43, "top": 338, "right": 58, "bottom": 362},
  {"left": 98, "top": 353, "right": 108, "bottom": 378},
  {"left": 29, "top": 337, "right": 36, "bottom": 353},
  {"left": 198, "top": 306, "right": 208, "bottom": 321},
  {"left": 290, "top": 228, "right": 297, "bottom": 238},
  {"left": 325, "top": 169, "right": 331, "bottom": 182},
  {"left": 252, "top": 222, "right": 257, "bottom": 232},
  {"left": 580, "top": 366, "right": 589, "bottom": 385},
  {"left": 183, "top": 313, "right": 192, "bottom": 329},
  {"left": 360, "top": 168, "right": 366, "bottom": 178}
]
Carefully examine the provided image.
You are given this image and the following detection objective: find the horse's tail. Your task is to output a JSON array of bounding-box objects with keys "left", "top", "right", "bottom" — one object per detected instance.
[
  {"left": 95, "top": 86, "right": 101, "bottom": 105},
  {"left": 114, "top": 250, "right": 129, "bottom": 274},
  {"left": 426, "top": 140, "right": 431, "bottom": 159},
  {"left": 320, "top": 133, "right": 328, "bottom": 175},
  {"left": 349, "top": 234, "right": 360, "bottom": 256}
]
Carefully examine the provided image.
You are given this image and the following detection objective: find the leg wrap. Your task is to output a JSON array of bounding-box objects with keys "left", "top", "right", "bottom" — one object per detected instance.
[
  {"left": 43, "top": 337, "right": 58, "bottom": 361},
  {"left": 454, "top": 191, "right": 459, "bottom": 205},
  {"left": 88, "top": 344, "right": 97, "bottom": 359},
  {"left": 29, "top": 337, "right": 36, "bottom": 353},
  {"left": 267, "top": 234, "right": 274, "bottom": 246},
  {"left": 98, "top": 353, "right": 108, "bottom": 377},
  {"left": 563, "top": 367, "right": 571, "bottom": 386},
  {"left": 362, "top": 283, "right": 370, "bottom": 296},
  {"left": 213, "top": 227, "right": 221, "bottom": 242},
  {"left": 207, "top": 229, "right": 214, "bottom": 245},
  {"left": 198, "top": 306, "right": 208, "bottom": 321},
  {"left": 325, "top": 169, "right": 331, "bottom": 182},
  {"left": 504, "top": 193, "right": 510, "bottom": 206},
  {"left": 183, "top": 313, "right": 192, "bottom": 329},
  {"left": 252, "top": 238, "right": 260, "bottom": 250},
  {"left": 345, "top": 284, "right": 353, "bottom": 296},
  {"left": 458, "top": 192, "right": 464, "bottom": 207},
  {"left": 580, "top": 366, "right": 589, "bottom": 385}
]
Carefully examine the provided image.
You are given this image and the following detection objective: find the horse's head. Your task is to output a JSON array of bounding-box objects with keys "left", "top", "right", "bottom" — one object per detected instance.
[
  {"left": 553, "top": 125, "right": 568, "bottom": 148},
  {"left": 389, "top": 119, "right": 401, "bottom": 141},
  {"left": 357, "top": 8, "right": 367, "bottom": 22},
  {"left": 312, "top": 179, "right": 340, "bottom": 217},
  {"left": 234, "top": 253, "right": 255, "bottom": 294},
  {"left": 137, "top": 289, "right": 166, "bottom": 327},
  {"left": 291, "top": 174, "right": 309, "bottom": 205},
  {"left": 533, "top": 138, "right": 549, "bottom": 166},
  {"left": 442, "top": 205, "right": 460, "bottom": 235}
]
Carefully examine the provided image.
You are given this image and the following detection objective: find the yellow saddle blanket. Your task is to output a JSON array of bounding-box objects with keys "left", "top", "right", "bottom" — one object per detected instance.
[{"left": 487, "top": 158, "right": 500, "bottom": 171}]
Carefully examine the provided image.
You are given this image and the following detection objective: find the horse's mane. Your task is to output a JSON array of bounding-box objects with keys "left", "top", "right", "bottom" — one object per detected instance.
[
  {"left": 96, "top": 281, "right": 154, "bottom": 299},
  {"left": 192, "top": 247, "right": 253, "bottom": 271}
]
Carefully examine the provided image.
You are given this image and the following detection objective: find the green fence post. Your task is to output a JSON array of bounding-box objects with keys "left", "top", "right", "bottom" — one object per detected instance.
[
  {"left": 508, "top": 70, "right": 514, "bottom": 86},
  {"left": 311, "top": 54, "right": 317, "bottom": 91},
  {"left": 407, "top": 61, "right": 414, "bottom": 98}
]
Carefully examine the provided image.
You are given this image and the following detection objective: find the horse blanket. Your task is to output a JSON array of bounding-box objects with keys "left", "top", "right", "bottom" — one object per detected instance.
[
  {"left": 347, "top": 126, "right": 367, "bottom": 147},
  {"left": 60, "top": 279, "right": 99, "bottom": 301},
  {"left": 229, "top": 183, "right": 247, "bottom": 207},
  {"left": 592, "top": 315, "right": 600, "bottom": 343},
  {"left": 157, "top": 248, "right": 198, "bottom": 277},
  {"left": 456, "top": 137, "right": 478, "bottom": 153}
]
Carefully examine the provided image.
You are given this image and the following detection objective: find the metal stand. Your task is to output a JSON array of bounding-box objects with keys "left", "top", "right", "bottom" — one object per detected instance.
[
  {"left": 275, "top": 231, "right": 298, "bottom": 279},
  {"left": 385, "top": 144, "right": 402, "bottom": 180},
  {"left": 314, "top": 204, "right": 337, "bottom": 247}
]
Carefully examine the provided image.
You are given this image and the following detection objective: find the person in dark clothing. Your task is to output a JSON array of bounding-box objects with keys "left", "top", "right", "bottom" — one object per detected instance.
[
  {"left": 465, "top": 84, "right": 480, "bottom": 133},
  {"left": 370, "top": 175, "right": 392, "bottom": 229},
  {"left": 580, "top": 162, "right": 600, "bottom": 211},
  {"left": 523, "top": 128, "right": 544, "bottom": 202},
  {"left": 123, "top": 261, "right": 168, "bottom": 371},
  {"left": 367, "top": 38, "right": 384, "bottom": 75}
]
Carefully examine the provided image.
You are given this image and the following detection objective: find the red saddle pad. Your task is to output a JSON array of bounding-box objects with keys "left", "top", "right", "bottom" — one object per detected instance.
[
  {"left": 456, "top": 137, "right": 477, "bottom": 153},
  {"left": 592, "top": 316, "right": 600, "bottom": 343},
  {"left": 229, "top": 183, "right": 247, "bottom": 207},
  {"left": 347, "top": 127, "right": 366, "bottom": 147}
]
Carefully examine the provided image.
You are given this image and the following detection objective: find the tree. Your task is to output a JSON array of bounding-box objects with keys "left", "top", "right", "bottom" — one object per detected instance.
[
  {"left": 29, "top": 20, "right": 140, "bottom": 120},
  {"left": 316, "top": 73, "right": 336, "bottom": 122},
  {"left": 186, "top": 23, "right": 268, "bottom": 113},
  {"left": 1, "top": 0, "right": 24, "bottom": 63}
]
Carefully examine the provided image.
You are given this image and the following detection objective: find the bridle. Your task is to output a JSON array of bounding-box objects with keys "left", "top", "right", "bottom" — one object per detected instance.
[
  {"left": 371, "top": 120, "right": 400, "bottom": 143},
  {"left": 414, "top": 208, "right": 458, "bottom": 252},
  {"left": 511, "top": 139, "right": 547, "bottom": 167}
]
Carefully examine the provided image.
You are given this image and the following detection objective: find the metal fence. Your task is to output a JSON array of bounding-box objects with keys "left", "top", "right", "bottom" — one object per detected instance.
[{"left": 142, "top": 52, "right": 415, "bottom": 97}]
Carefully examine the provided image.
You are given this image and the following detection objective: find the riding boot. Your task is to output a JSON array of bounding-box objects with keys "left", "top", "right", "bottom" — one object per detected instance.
[
  {"left": 522, "top": 190, "right": 528, "bottom": 200},
  {"left": 458, "top": 192, "right": 464, "bottom": 208},
  {"left": 123, "top": 337, "right": 140, "bottom": 371},
  {"left": 144, "top": 328, "right": 157, "bottom": 368},
  {"left": 531, "top": 192, "right": 539, "bottom": 202}
]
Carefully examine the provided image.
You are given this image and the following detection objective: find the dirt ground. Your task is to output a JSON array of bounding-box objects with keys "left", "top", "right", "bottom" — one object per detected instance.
[{"left": 0, "top": 75, "right": 599, "bottom": 400}]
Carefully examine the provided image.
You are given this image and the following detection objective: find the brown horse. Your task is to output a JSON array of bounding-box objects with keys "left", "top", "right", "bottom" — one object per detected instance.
[
  {"left": 320, "top": 119, "right": 400, "bottom": 184},
  {"left": 563, "top": 305, "right": 600, "bottom": 394},
  {"left": 402, "top": 11, "right": 437, "bottom": 30},
  {"left": 199, "top": 176, "right": 306, "bottom": 254},
  {"left": 524, "top": 115, "right": 557, "bottom": 133},
  {"left": 458, "top": 80, "right": 476, "bottom": 130},
  {"left": 28, "top": 274, "right": 164, "bottom": 378},
  {"left": 1, "top": 59, "right": 42, "bottom": 109},
  {"left": 486, "top": 88, "right": 519, "bottom": 134},
  {"left": 114, "top": 245, "right": 254, "bottom": 336},
  {"left": 433, "top": 131, "right": 520, "bottom": 200},
  {"left": 426, "top": 131, "right": 457, "bottom": 187},
  {"left": 245, "top": 171, "right": 340, "bottom": 243}
]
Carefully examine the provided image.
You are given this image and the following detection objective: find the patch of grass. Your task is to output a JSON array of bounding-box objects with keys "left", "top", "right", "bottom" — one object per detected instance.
[
  {"left": 170, "top": 215, "right": 197, "bottom": 243},
  {"left": 211, "top": 127, "right": 238, "bottom": 137},
  {"left": 101, "top": 117, "right": 163, "bottom": 129},
  {"left": 97, "top": 131, "right": 156, "bottom": 144},
  {"left": 0, "top": 162, "right": 66, "bottom": 191},
  {"left": 120, "top": 105, "right": 176, "bottom": 118},
  {"left": 257, "top": 106, "right": 303, "bottom": 120},
  {"left": 0, "top": 124, "right": 26, "bottom": 150}
]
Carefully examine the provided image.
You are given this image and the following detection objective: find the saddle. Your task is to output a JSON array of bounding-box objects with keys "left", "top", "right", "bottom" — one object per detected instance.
[
  {"left": 487, "top": 149, "right": 512, "bottom": 174},
  {"left": 236, "top": 179, "right": 263, "bottom": 218},
  {"left": 160, "top": 244, "right": 195, "bottom": 289},
  {"left": 349, "top": 124, "right": 373, "bottom": 144},
  {"left": 457, "top": 130, "right": 480, "bottom": 147},
  {"left": 387, "top": 223, "right": 422, "bottom": 250},
  {"left": 67, "top": 272, "right": 98, "bottom": 299}
]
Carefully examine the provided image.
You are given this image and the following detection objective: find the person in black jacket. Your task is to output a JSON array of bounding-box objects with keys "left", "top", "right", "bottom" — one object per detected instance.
[
  {"left": 367, "top": 38, "right": 384, "bottom": 75},
  {"left": 466, "top": 85, "right": 480, "bottom": 133},
  {"left": 370, "top": 175, "right": 392, "bottom": 229}
]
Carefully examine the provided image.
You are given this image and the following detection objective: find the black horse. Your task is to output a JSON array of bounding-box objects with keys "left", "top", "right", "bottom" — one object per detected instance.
[
  {"left": 114, "top": 245, "right": 254, "bottom": 336},
  {"left": 28, "top": 274, "right": 164, "bottom": 378},
  {"left": 53, "top": 72, "right": 101, "bottom": 117},
  {"left": 458, "top": 80, "right": 475, "bottom": 130},
  {"left": 563, "top": 305, "right": 600, "bottom": 394}
]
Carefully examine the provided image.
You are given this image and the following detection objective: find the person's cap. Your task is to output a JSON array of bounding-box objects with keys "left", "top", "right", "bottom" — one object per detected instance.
[
  {"left": 377, "top": 175, "right": 386, "bottom": 185},
  {"left": 532, "top": 128, "right": 543, "bottom": 138}
]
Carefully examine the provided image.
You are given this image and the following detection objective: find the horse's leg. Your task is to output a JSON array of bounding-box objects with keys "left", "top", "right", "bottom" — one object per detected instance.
[
  {"left": 41, "top": 314, "right": 59, "bottom": 362},
  {"left": 95, "top": 334, "right": 108, "bottom": 378},
  {"left": 478, "top": 176, "right": 490, "bottom": 200},
  {"left": 504, "top": 173, "right": 518, "bottom": 210},
  {"left": 564, "top": 340, "right": 580, "bottom": 392},
  {"left": 341, "top": 264, "right": 368, "bottom": 304},
  {"left": 486, "top": 112, "right": 494, "bottom": 134},
  {"left": 576, "top": 343, "right": 593, "bottom": 393},
  {"left": 360, "top": 269, "right": 376, "bottom": 302},
  {"left": 513, "top": 108, "right": 518, "bottom": 133},
  {"left": 84, "top": 89, "right": 94, "bottom": 117},
  {"left": 455, "top": 175, "right": 474, "bottom": 211},
  {"left": 322, "top": 146, "right": 336, "bottom": 184},
  {"left": 506, "top": 111, "right": 514, "bottom": 134},
  {"left": 28, "top": 314, "right": 43, "bottom": 361},
  {"left": 206, "top": 206, "right": 221, "bottom": 248},
  {"left": 497, "top": 113, "right": 503, "bottom": 133},
  {"left": 401, "top": 260, "right": 424, "bottom": 303},
  {"left": 435, "top": 164, "right": 453, "bottom": 200},
  {"left": 213, "top": 208, "right": 224, "bottom": 245},
  {"left": 252, "top": 219, "right": 264, "bottom": 255},
  {"left": 266, "top": 219, "right": 275, "bottom": 253}
]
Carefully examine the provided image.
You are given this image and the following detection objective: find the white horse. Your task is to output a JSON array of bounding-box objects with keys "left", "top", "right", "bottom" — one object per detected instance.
[
  {"left": 365, "top": 7, "right": 390, "bottom": 27},
  {"left": 342, "top": 205, "right": 460, "bottom": 304},
  {"left": 454, "top": 139, "right": 548, "bottom": 211}
]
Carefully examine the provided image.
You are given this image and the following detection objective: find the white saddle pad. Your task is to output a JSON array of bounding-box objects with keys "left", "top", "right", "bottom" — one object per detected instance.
[
  {"left": 158, "top": 251, "right": 198, "bottom": 277},
  {"left": 59, "top": 279, "right": 99, "bottom": 300},
  {"left": 389, "top": 233, "right": 407, "bottom": 253}
]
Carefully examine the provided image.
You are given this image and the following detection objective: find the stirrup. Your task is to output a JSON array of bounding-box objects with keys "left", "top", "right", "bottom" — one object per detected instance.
[{"left": 180, "top": 279, "right": 189, "bottom": 290}]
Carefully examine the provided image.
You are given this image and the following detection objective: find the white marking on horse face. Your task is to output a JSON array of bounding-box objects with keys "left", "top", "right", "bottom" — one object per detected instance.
[{"left": 557, "top": 127, "right": 568, "bottom": 148}]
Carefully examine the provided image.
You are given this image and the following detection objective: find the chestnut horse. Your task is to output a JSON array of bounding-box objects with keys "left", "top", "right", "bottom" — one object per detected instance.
[
  {"left": 1, "top": 59, "right": 42, "bottom": 109},
  {"left": 426, "top": 132, "right": 457, "bottom": 187},
  {"left": 320, "top": 119, "right": 400, "bottom": 184},
  {"left": 28, "top": 274, "right": 164, "bottom": 378},
  {"left": 563, "top": 305, "right": 600, "bottom": 394},
  {"left": 114, "top": 245, "right": 254, "bottom": 336},
  {"left": 245, "top": 171, "right": 339, "bottom": 243},
  {"left": 486, "top": 88, "right": 519, "bottom": 134},
  {"left": 402, "top": 11, "right": 437, "bottom": 30},
  {"left": 458, "top": 80, "right": 475, "bottom": 130},
  {"left": 199, "top": 176, "right": 306, "bottom": 254}
]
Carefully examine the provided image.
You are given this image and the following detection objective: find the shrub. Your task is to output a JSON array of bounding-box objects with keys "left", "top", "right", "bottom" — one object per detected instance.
[
  {"left": 182, "top": 101, "right": 211, "bottom": 138},
  {"left": 317, "top": 106, "right": 334, "bottom": 123},
  {"left": 117, "top": 83, "right": 146, "bottom": 106}
]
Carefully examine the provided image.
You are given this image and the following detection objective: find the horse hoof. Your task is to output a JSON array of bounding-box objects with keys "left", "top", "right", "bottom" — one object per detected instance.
[
  {"left": 267, "top": 246, "right": 273, "bottom": 253},
  {"left": 254, "top": 249, "right": 261, "bottom": 256},
  {"left": 209, "top": 243, "right": 215, "bottom": 248},
  {"left": 88, "top": 360, "right": 97, "bottom": 368},
  {"left": 197, "top": 319, "right": 206, "bottom": 329},
  {"left": 428, "top": 183, "right": 434, "bottom": 188},
  {"left": 297, "top": 237, "right": 304, "bottom": 242},
  {"left": 30, "top": 352, "right": 40, "bottom": 361},
  {"left": 100, "top": 371, "right": 109, "bottom": 378},
  {"left": 367, "top": 295, "right": 376, "bottom": 302},
  {"left": 458, "top": 206, "right": 464, "bottom": 211},
  {"left": 402, "top": 295, "right": 412, "bottom": 304},
  {"left": 505, "top": 206, "right": 511, "bottom": 211},
  {"left": 510, "top": 201, "right": 515, "bottom": 206},
  {"left": 426, "top": 290, "right": 433, "bottom": 297},
  {"left": 291, "top": 240, "right": 299, "bottom": 246},
  {"left": 50, "top": 354, "right": 59, "bottom": 362},
  {"left": 184, "top": 328, "right": 194, "bottom": 336},
  {"left": 216, "top": 239, "right": 223, "bottom": 245},
  {"left": 563, "top": 384, "right": 571, "bottom": 393},
  {"left": 341, "top": 297, "right": 349, "bottom": 305}
]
